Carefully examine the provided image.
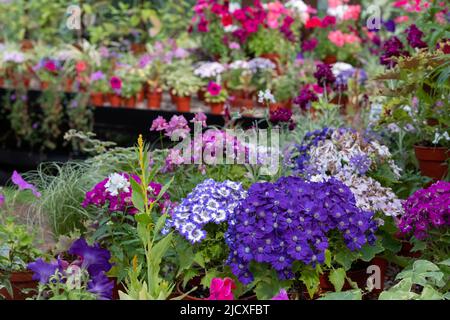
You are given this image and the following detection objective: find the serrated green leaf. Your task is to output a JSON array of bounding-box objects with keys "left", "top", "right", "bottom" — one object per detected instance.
[
  {"left": 324, "top": 249, "right": 332, "bottom": 268},
  {"left": 318, "top": 289, "right": 362, "bottom": 300},
  {"left": 300, "top": 268, "right": 320, "bottom": 299},
  {"left": 360, "top": 241, "right": 384, "bottom": 262},
  {"left": 335, "top": 249, "right": 360, "bottom": 270},
  {"left": 329, "top": 268, "right": 346, "bottom": 292}
]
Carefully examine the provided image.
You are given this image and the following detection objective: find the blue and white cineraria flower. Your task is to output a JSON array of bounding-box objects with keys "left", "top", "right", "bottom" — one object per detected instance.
[
  {"left": 168, "top": 179, "right": 247, "bottom": 244},
  {"left": 194, "top": 62, "right": 226, "bottom": 79},
  {"left": 248, "top": 58, "right": 276, "bottom": 73}
]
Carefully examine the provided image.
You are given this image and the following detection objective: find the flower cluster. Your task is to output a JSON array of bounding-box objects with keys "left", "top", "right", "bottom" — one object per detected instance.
[
  {"left": 313, "top": 63, "right": 336, "bottom": 86},
  {"left": 194, "top": 61, "right": 226, "bottom": 79},
  {"left": 332, "top": 62, "right": 367, "bottom": 89},
  {"left": 207, "top": 277, "right": 236, "bottom": 300},
  {"left": 225, "top": 176, "right": 378, "bottom": 284},
  {"left": 398, "top": 181, "right": 450, "bottom": 239},
  {"left": 28, "top": 238, "right": 113, "bottom": 300},
  {"left": 406, "top": 24, "right": 427, "bottom": 49},
  {"left": 380, "top": 36, "right": 409, "bottom": 67},
  {"left": 291, "top": 128, "right": 404, "bottom": 216},
  {"left": 293, "top": 87, "right": 319, "bottom": 110},
  {"left": 82, "top": 173, "right": 168, "bottom": 214},
  {"left": 269, "top": 108, "right": 295, "bottom": 130},
  {"left": 168, "top": 179, "right": 247, "bottom": 243}
]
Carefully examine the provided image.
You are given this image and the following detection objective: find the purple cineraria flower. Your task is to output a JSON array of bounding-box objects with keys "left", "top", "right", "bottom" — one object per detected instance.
[
  {"left": 168, "top": 179, "right": 247, "bottom": 244},
  {"left": 11, "top": 171, "right": 41, "bottom": 197},
  {"left": 225, "top": 176, "right": 377, "bottom": 284},
  {"left": 398, "top": 181, "right": 450, "bottom": 239},
  {"left": 27, "top": 258, "right": 59, "bottom": 283},
  {"left": 68, "top": 238, "right": 112, "bottom": 277},
  {"left": 350, "top": 154, "right": 372, "bottom": 175},
  {"left": 150, "top": 116, "right": 169, "bottom": 131},
  {"left": 384, "top": 20, "right": 396, "bottom": 33},
  {"left": 87, "top": 272, "right": 114, "bottom": 300}
]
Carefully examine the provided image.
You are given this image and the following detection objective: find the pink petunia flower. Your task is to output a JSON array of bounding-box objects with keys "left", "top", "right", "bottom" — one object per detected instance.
[
  {"left": 110, "top": 76, "right": 122, "bottom": 90},
  {"left": 271, "top": 289, "right": 289, "bottom": 300},
  {"left": 328, "top": 30, "right": 346, "bottom": 47},
  {"left": 343, "top": 5, "right": 361, "bottom": 20},
  {"left": 75, "top": 61, "right": 87, "bottom": 73},
  {"left": 207, "top": 278, "right": 236, "bottom": 300},
  {"left": 207, "top": 82, "right": 222, "bottom": 96}
]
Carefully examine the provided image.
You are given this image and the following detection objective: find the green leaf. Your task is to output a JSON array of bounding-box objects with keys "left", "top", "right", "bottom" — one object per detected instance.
[
  {"left": 335, "top": 249, "right": 360, "bottom": 270},
  {"left": 300, "top": 268, "right": 320, "bottom": 299},
  {"left": 410, "top": 237, "right": 426, "bottom": 252},
  {"left": 130, "top": 177, "right": 145, "bottom": 213},
  {"left": 359, "top": 241, "right": 384, "bottom": 262},
  {"left": 318, "top": 289, "right": 362, "bottom": 300},
  {"left": 324, "top": 249, "right": 332, "bottom": 268},
  {"left": 419, "top": 286, "right": 443, "bottom": 300},
  {"left": 194, "top": 252, "right": 205, "bottom": 269},
  {"left": 329, "top": 268, "right": 346, "bottom": 292},
  {"left": 438, "top": 259, "right": 450, "bottom": 267},
  {"left": 201, "top": 268, "right": 222, "bottom": 288},
  {"left": 182, "top": 269, "right": 199, "bottom": 288}
]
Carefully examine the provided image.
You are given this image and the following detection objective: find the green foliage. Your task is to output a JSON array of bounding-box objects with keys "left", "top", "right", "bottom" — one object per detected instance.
[
  {"left": 318, "top": 289, "right": 362, "bottom": 300},
  {"left": 247, "top": 28, "right": 282, "bottom": 57},
  {"left": 164, "top": 61, "right": 203, "bottom": 97},
  {"left": 205, "top": 89, "right": 228, "bottom": 104},
  {"left": 379, "top": 259, "right": 450, "bottom": 300}
]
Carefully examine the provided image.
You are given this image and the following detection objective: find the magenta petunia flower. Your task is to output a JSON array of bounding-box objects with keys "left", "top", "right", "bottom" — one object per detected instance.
[
  {"left": 11, "top": 171, "right": 41, "bottom": 197},
  {"left": 110, "top": 76, "right": 122, "bottom": 90},
  {"left": 207, "top": 277, "right": 236, "bottom": 300},
  {"left": 44, "top": 60, "right": 58, "bottom": 72},
  {"left": 207, "top": 82, "right": 221, "bottom": 96},
  {"left": 243, "top": 19, "right": 259, "bottom": 33},
  {"left": 271, "top": 289, "right": 289, "bottom": 300},
  {"left": 150, "top": 116, "right": 169, "bottom": 131}
]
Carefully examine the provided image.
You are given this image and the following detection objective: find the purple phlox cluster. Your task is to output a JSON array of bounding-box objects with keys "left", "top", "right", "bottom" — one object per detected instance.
[
  {"left": 11, "top": 170, "right": 41, "bottom": 198},
  {"left": 293, "top": 87, "right": 319, "bottom": 110},
  {"left": 313, "top": 63, "right": 336, "bottom": 86},
  {"left": 380, "top": 36, "right": 409, "bottom": 67},
  {"left": 225, "top": 176, "right": 378, "bottom": 284},
  {"left": 2, "top": 51, "right": 25, "bottom": 64},
  {"left": 398, "top": 181, "right": 450, "bottom": 240},
  {"left": 302, "top": 38, "right": 318, "bottom": 52},
  {"left": 82, "top": 172, "right": 168, "bottom": 214},
  {"left": 167, "top": 179, "right": 247, "bottom": 243},
  {"left": 28, "top": 238, "right": 114, "bottom": 300},
  {"left": 90, "top": 71, "right": 105, "bottom": 82},
  {"left": 406, "top": 24, "right": 427, "bottom": 49},
  {"left": 292, "top": 128, "right": 333, "bottom": 172},
  {"left": 147, "top": 40, "right": 189, "bottom": 65}
]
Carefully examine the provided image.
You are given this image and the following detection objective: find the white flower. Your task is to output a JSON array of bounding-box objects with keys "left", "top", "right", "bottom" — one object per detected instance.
[
  {"left": 224, "top": 25, "right": 239, "bottom": 33},
  {"left": 248, "top": 58, "right": 276, "bottom": 73},
  {"left": 105, "top": 173, "right": 130, "bottom": 196},
  {"left": 285, "top": 0, "right": 309, "bottom": 22},
  {"left": 229, "top": 2, "right": 241, "bottom": 13},
  {"left": 229, "top": 60, "right": 250, "bottom": 70},
  {"left": 258, "top": 89, "right": 276, "bottom": 104},
  {"left": 194, "top": 61, "right": 226, "bottom": 78},
  {"left": 327, "top": 5, "right": 349, "bottom": 20},
  {"left": 433, "top": 131, "right": 450, "bottom": 145},
  {"left": 332, "top": 62, "right": 354, "bottom": 77}
]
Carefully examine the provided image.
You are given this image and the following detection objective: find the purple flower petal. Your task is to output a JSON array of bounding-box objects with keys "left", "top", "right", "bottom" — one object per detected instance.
[
  {"left": 11, "top": 171, "right": 41, "bottom": 197},
  {"left": 27, "top": 258, "right": 59, "bottom": 284},
  {"left": 271, "top": 289, "right": 289, "bottom": 300},
  {"left": 68, "top": 238, "right": 112, "bottom": 277},
  {"left": 87, "top": 272, "right": 114, "bottom": 300}
]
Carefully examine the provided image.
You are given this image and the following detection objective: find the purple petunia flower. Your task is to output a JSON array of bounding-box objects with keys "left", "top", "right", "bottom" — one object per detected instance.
[
  {"left": 11, "top": 171, "right": 41, "bottom": 197},
  {"left": 406, "top": 24, "right": 427, "bottom": 49},
  {"left": 87, "top": 272, "right": 114, "bottom": 300},
  {"left": 27, "top": 258, "right": 59, "bottom": 284},
  {"left": 68, "top": 238, "right": 112, "bottom": 277},
  {"left": 90, "top": 71, "right": 105, "bottom": 82},
  {"left": 294, "top": 87, "right": 319, "bottom": 110}
]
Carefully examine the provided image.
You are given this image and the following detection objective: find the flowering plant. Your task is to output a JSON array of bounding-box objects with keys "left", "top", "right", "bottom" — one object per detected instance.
[
  {"left": 28, "top": 238, "right": 114, "bottom": 300},
  {"left": 291, "top": 128, "right": 404, "bottom": 217},
  {"left": 397, "top": 181, "right": 449, "bottom": 261},
  {"left": 204, "top": 81, "right": 228, "bottom": 103},
  {"left": 225, "top": 176, "right": 380, "bottom": 298},
  {"left": 89, "top": 71, "right": 109, "bottom": 93},
  {"left": 164, "top": 61, "right": 203, "bottom": 97}
]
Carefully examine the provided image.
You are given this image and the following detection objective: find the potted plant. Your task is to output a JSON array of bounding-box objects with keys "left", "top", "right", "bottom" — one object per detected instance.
[
  {"left": 164, "top": 63, "right": 203, "bottom": 112},
  {"left": 224, "top": 60, "right": 255, "bottom": 110},
  {"left": 0, "top": 218, "right": 42, "bottom": 300},
  {"left": 108, "top": 76, "right": 123, "bottom": 107},
  {"left": 225, "top": 176, "right": 389, "bottom": 300},
  {"left": 88, "top": 71, "right": 108, "bottom": 107},
  {"left": 204, "top": 81, "right": 228, "bottom": 115},
  {"left": 269, "top": 73, "right": 297, "bottom": 111},
  {"left": 376, "top": 49, "right": 450, "bottom": 180}
]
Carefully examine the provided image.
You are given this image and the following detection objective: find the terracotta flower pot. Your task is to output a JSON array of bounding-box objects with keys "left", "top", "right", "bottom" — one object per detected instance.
[
  {"left": 90, "top": 92, "right": 104, "bottom": 107},
  {"left": 197, "top": 89, "right": 206, "bottom": 102},
  {"left": 231, "top": 97, "right": 254, "bottom": 110},
  {"left": 40, "top": 81, "right": 50, "bottom": 91},
  {"left": 136, "top": 89, "right": 145, "bottom": 103},
  {"left": 0, "top": 77, "right": 4, "bottom": 87},
  {"left": 20, "top": 40, "right": 34, "bottom": 51},
  {"left": 0, "top": 271, "right": 38, "bottom": 300},
  {"left": 319, "top": 258, "right": 387, "bottom": 294},
  {"left": 323, "top": 55, "right": 337, "bottom": 65},
  {"left": 209, "top": 102, "right": 225, "bottom": 115},
  {"left": 131, "top": 43, "right": 147, "bottom": 55},
  {"left": 414, "top": 145, "right": 449, "bottom": 180},
  {"left": 65, "top": 78, "right": 74, "bottom": 92},
  {"left": 174, "top": 95, "right": 191, "bottom": 112},
  {"left": 108, "top": 93, "right": 122, "bottom": 107},
  {"left": 269, "top": 101, "right": 291, "bottom": 112},
  {"left": 122, "top": 96, "right": 136, "bottom": 108},
  {"left": 147, "top": 90, "right": 163, "bottom": 110}
]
